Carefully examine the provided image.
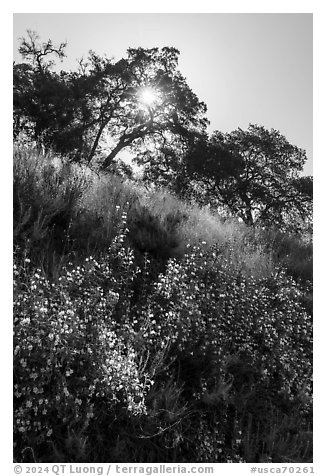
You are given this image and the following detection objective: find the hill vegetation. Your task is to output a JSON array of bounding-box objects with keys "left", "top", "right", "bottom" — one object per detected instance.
[
  {"left": 13, "top": 32, "right": 312, "bottom": 463},
  {"left": 13, "top": 147, "right": 312, "bottom": 463}
]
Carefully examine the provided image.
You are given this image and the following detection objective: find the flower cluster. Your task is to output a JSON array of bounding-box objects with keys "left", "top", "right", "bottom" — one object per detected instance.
[
  {"left": 14, "top": 243, "right": 151, "bottom": 450},
  {"left": 134, "top": 245, "right": 312, "bottom": 398}
]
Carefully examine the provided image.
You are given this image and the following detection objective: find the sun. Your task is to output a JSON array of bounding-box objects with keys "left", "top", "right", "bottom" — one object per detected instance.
[{"left": 138, "top": 87, "right": 159, "bottom": 107}]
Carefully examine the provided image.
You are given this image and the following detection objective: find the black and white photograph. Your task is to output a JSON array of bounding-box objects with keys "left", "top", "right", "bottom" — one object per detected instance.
[{"left": 11, "top": 8, "right": 314, "bottom": 466}]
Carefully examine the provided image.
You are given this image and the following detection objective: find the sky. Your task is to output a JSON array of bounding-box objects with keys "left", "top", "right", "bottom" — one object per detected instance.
[{"left": 13, "top": 13, "right": 313, "bottom": 174}]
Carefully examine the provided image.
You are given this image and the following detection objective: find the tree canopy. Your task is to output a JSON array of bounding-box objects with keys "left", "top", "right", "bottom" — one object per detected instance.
[
  {"left": 184, "top": 125, "right": 312, "bottom": 231},
  {"left": 14, "top": 32, "right": 208, "bottom": 167}
]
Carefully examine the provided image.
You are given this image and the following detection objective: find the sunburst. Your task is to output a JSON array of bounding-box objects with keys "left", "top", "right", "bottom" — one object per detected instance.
[{"left": 138, "top": 87, "right": 160, "bottom": 107}]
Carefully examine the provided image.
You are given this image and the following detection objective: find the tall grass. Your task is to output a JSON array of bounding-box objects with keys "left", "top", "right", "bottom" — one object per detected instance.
[
  {"left": 13, "top": 145, "right": 312, "bottom": 296},
  {"left": 16, "top": 147, "right": 305, "bottom": 283}
]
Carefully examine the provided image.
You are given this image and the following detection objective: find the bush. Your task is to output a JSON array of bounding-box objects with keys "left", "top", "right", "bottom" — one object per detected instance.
[
  {"left": 260, "top": 228, "right": 313, "bottom": 284},
  {"left": 14, "top": 225, "right": 152, "bottom": 461},
  {"left": 140, "top": 246, "right": 312, "bottom": 462},
  {"left": 75, "top": 173, "right": 141, "bottom": 256}
]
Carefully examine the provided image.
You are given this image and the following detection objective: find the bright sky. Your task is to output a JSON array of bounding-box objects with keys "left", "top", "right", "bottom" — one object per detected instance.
[{"left": 13, "top": 13, "right": 313, "bottom": 175}]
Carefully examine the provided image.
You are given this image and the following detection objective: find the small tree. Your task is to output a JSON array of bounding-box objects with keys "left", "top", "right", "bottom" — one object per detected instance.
[{"left": 14, "top": 31, "right": 76, "bottom": 150}]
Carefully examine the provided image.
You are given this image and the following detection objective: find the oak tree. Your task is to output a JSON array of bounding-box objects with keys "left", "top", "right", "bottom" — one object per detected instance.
[{"left": 186, "top": 125, "right": 312, "bottom": 231}]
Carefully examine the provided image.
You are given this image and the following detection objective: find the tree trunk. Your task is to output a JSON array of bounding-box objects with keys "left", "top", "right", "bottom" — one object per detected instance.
[
  {"left": 245, "top": 207, "right": 254, "bottom": 226},
  {"left": 100, "top": 137, "right": 133, "bottom": 170},
  {"left": 100, "top": 122, "right": 152, "bottom": 171},
  {"left": 87, "top": 122, "right": 107, "bottom": 164},
  {"left": 240, "top": 193, "right": 254, "bottom": 226}
]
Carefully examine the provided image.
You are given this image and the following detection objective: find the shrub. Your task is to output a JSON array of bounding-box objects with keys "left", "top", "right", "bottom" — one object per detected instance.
[
  {"left": 260, "top": 228, "right": 313, "bottom": 284},
  {"left": 75, "top": 173, "right": 141, "bottom": 255},
  {"left": 130, "top": 244, "right": 312, "bottom": 462},
  {"left": 13, "top": 227, "right": 152, "bottom": 462}
]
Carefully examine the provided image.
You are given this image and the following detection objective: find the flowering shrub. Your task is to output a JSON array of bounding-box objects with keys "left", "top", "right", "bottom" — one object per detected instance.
[
  {"left": 137, "top": 244, "right": 312, "bottom": 391},
  {"left": 129, "top": 244, "right": 312, "bottom": 461},
  {"left": 13, "top": 230, "right": 152, "bottom": 459},
  {"left": 13, "top": 213, "right": 312, "bottom": 463}
]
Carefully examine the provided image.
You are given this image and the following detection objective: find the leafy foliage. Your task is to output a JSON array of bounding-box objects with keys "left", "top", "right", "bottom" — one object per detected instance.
[
  {"left": 14, "top": 230, "right": 152, "bottom": 461},
  {"left": 175, "top": 125, "right": 312, "bottom": 231},
  {"left": 14, "top": 33, "right": 208, "bottom": 167}
]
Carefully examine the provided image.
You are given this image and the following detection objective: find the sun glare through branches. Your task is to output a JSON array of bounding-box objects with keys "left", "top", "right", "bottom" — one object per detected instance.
[{"left": 137, "top": 87, "right": 161, "bottom": 108}]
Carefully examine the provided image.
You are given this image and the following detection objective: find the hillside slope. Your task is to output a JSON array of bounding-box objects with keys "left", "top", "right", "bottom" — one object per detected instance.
[{"left": 13, "top": 147, "right": 313, "bottom": 463}]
